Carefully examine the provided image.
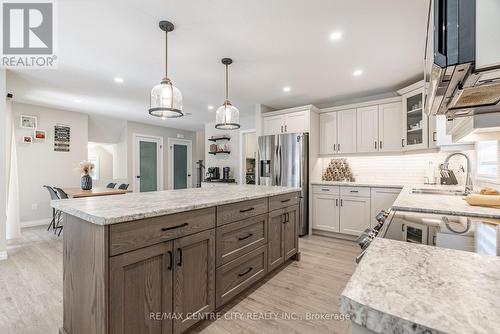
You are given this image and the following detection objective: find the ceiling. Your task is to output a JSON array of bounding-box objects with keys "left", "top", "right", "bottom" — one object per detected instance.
[{"left": 7, "top": 0, "right": 428, "bottom": 131}]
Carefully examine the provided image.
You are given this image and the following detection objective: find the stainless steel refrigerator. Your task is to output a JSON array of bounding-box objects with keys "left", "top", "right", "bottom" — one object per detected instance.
[{"left": 258, "top": 133, "right": 308, "bottom": 236}]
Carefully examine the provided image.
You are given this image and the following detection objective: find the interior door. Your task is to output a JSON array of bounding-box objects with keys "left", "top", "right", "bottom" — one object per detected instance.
[
  {"left": 319, "top": 112, "right": 337, "bottom": 154},
  {"left": 173, "top": 229, "right": 215, "bottom": 334},
  {"left": 109, "top": 242, "right": 173, "bottom": 334},
  {"left": 356, "top": 106, "right": 379, "bottom": 153},
  {"left": 337, "top": 109, "right": 357, "bottom": 154},
  {"left": 135, "top": 136, "right": 162, "bottom": 192},
  {"left": 378, "top": 102, "right": 403, "bottom": 152},
  {"left": 169, "top": 140, "right": 192, "bottom": 189}
]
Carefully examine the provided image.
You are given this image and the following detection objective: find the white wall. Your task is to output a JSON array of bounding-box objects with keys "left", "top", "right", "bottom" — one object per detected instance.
[
  {"left": 13, "top": 103, "right": 89, "bottom": 224},
  {"left": 204, "top": 115, "right": 255, "bottom": 183},
  {"left": 319, "top": 150, "right": 476, "bottom": 186},
  {"left": 0, "top": 70, "right": 7, "bottom": 258},
  {"left": 88, "top": 114, "right": 127, "bottom": 143},
  {"left": 88, "top": 144, "right": 116, "bottom": 187},
  {"left": 126, "top": 121, "right": 196, "bottom": 190}
]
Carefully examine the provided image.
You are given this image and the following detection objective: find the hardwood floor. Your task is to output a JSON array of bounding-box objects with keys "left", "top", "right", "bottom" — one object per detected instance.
[{"left": 0, "top": 226, "right": 359, "bottom": 334}]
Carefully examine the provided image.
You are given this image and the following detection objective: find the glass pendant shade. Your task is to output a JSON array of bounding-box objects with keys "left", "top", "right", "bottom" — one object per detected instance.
[
  {"left": 149, "top": 78, "right": 183, "bottom": 118},
  {"left": 215, "top": 101, "right": 240, "bottom": 130}
]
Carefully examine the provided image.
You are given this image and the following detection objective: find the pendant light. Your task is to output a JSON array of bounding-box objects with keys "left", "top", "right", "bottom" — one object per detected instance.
[
  {"left": 215, "top": 58, "right": 240, "bottom": 130},
  {"left": 149, "top": 20, "right": 183, "bottom": 118}
]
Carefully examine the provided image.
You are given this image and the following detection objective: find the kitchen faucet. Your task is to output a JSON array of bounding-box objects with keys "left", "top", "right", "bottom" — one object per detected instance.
[{"left": 440, "top": 153, "right": 473, "bottom": 194}]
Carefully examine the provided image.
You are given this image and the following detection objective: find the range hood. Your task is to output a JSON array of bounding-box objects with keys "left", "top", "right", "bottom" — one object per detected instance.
[{"left": 424, "top": 0, "right": 500, "bottom": 119}]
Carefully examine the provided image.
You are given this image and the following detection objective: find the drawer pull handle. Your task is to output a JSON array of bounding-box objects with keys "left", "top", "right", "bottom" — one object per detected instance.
[
  {"left": 177, "top": 248, "right": 183, "bottom": 267},
  {"left": 350, "top": 190, "right": 359, "bottom": 193},
  {"left": 161, "top": 222, "right": 188, "bottom": 231},
  {"left": 239, "top": 207, "right": 255, "bottom": 213},
  {"left": 167, "top": 251, "right": 173, "bottom": 270},
  {"left": 281, "top": 198, "right": 291, "bottom": 203},
  {"left": 238, "top": 233, "right": 253, "bottom": 241},
  {"left": 238, "top": 267, "right": 253, "bottom": 277}
]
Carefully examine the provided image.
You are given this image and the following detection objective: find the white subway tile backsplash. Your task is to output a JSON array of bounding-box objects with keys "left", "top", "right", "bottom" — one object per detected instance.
[{"left": 319, "top": 151, "right": 476, "bottom": 186}]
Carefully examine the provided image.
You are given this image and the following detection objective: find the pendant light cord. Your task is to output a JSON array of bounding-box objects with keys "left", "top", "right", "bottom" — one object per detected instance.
[
  {"left": 165, "top": 30, "right": 168, "bottom": 79},
  {"left": 225, "top": 64, "right": 229, "bottom": 102}
]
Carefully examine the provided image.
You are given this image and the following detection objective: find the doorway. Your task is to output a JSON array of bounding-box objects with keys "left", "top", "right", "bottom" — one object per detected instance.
[
  {"left": 240, "top": 129, "right": 257, "bottom": 185},
  {"left": 133, "top": 134, "right": 163, "bottom": 192},
  {"left": 168, "top": 138, "right": 193, "bottom": 189}
]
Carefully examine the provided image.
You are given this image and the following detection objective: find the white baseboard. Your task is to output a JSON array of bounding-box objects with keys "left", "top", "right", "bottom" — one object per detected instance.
[
  {"left": 0, "top": 251, "right": 8, "bottom": 261},
  {"left": 21, "top": 218, "right": 50, "bottom": 228}
]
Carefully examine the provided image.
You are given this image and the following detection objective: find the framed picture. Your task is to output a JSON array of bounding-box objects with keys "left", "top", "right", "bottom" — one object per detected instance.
[
  {"left": 20, "top": 115, "right": 37, "bottom": 129},
  {"left": 54, "top": 124, "right": 71, "bottom": 152},
  {"left": 34, "top": 129, "right": 46, "bottom": 142},
  {"left": 23, "top": 136, "right": 33, "bottom": 144}
]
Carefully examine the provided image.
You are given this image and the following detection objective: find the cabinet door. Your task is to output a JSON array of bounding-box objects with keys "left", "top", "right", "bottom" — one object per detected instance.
[
  {"left": 339, "top": 196, "right": 371, "bottom": 236},
  {"left": 319, "top": 112, "right": 337, "bottom": 154},
  {"left": 312, "top": 193, "right": 339, "bottom": 232},
  {"left": 337, "top": 109, "right": 357, "bottom": 154},
  {"left": 356, "top": 106, "right": 379, "bottom": 153},
  {"left": 263, "top": 115, "right": 284, "bottom": 135},
  {"left": 284, "top": 111, "right": 309, "bottom": 133},
  {"left": 403, "top": 88, "right": 428, "bottom": 151},
  {"left": 173, "top": 229, "right": 215, "bottom": 334},
  {"left": 245, "top": 132, "right": 257, "bottom": 159},
  {"left": 268, "top": 209, "right": 285, "bottom": 272},
  {"left": 428, "top": 115, "right": 438, "bottom": 149},
  {"left": 370, "top": 188, "right": 401, "bottom": 227},
  {"left": 283, "top": 204, "right": 299, "bottom": 259},
  {"left": 379, "top": 102, "right": 403, "bottom": 152},
  {"left": 110, "top": 242, "right": 173, "bottom": 334}
]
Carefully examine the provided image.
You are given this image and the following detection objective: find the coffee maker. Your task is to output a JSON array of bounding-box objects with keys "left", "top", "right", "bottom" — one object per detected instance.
[
  {"left": 222, "top": 167, "right": 230, "bottom": 180},
  {"left": 206, "top": 167, "right": 220, "bottom": 181}
]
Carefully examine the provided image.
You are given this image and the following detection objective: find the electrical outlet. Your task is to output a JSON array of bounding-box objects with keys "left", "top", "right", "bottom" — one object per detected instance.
[{"left": 31, "top": 203, "right": 38, "bottom": 211}]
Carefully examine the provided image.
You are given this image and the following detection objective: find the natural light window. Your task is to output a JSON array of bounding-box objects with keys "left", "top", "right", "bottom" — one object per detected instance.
[{"left": 477, "top": 141, "right": 498, "bottom": 179}]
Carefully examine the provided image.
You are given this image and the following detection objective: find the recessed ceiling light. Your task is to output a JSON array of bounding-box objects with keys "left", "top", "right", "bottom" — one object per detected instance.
[
  {"left": 114, "top": 77, "right": 124, "bottom": 83},
  {"left": 208, "top": 105, "right": 214, "bottom": 110},
  {"left": 283, "top": 86, "right": 291, "bottom": 92},
  {"left": 74, "top": 99, "right": 82, "bottom": 103},
  {"left": 329, "top": 31, "right": 342, "bottom": 41},
  {"left": 353, "top": 69, "right": 363, "bottom": 76}
]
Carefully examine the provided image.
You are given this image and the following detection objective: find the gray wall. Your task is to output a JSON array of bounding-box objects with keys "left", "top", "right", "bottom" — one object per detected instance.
[
  {"left": 0, "top": 70, "right": 6, "bottom": 256},
  {"left": 126, "top": 121, "right": 197, "bottom": 190},
  {"left": 13, "top": 103, "right": 89, "bottom": 223}
]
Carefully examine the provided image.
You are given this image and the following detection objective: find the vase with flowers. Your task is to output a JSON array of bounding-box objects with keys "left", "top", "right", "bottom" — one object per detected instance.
[{"left": 79, "top": 161, "right": 95, "bottom": 190}]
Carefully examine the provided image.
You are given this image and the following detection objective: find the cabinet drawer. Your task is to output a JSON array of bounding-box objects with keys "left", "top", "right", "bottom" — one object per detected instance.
[
  {"left": 109, "top": 207, "right": 216, "bottom": 256},
  {"left": 269, "top": 192, "right": 300, "bottom": 211},
  {"left": 312, "top": 185, "right": 340, "bottom": 195},
  {"left": 217, "top": 198, "right": 268, "bottom": 226},
  {"left": 340, "top": 186, "right": 370, "bottom": 198},
  {"left": 216, "top": 245, "right": 267, "bottom": 308},
  {"left": 216, "top": 214, "right": 268, "bottom": 267}
]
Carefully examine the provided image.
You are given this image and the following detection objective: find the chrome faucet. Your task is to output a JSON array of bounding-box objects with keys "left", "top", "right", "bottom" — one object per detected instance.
[{"left": 440, "top": 153, "right": 473, "bottom": 194}]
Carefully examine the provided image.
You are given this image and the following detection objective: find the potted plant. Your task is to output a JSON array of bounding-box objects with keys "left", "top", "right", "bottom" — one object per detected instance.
[{"left": 79, "top": 161, "right": 95, "bottom": 190}]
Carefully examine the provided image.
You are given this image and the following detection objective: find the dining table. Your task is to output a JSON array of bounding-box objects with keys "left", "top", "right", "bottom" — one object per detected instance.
[{"left": 61, "top": 187, "right": 131, "bottom": 198}]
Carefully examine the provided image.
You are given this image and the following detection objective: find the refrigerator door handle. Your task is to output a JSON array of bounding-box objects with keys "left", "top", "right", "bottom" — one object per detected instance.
[{"left": 277, "top": 144, "right": 282, "bottom": 185}]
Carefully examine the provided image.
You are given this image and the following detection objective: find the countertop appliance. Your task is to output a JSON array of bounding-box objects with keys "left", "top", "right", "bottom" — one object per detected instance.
[
  {"left": 258, "top": 132, "right": 308, "bottom": 236},
  {"left": 425, "top": 0, "right": 500, "bottom": 119},
  {"left": 222, "top": 167, "right": 230, "bottom": 180},
  {"left": 356, "top": 209, "right": 500, "bottom": 263},
  {"left": 206, "top": 167, "right": 220, "bottom": 181}
]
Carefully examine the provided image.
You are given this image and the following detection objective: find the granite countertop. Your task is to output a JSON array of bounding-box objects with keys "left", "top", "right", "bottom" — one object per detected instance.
[
  {"left": 51, "top": 185, "right": 300, "bottom": 225},
  {"left": 311, "top": 181, "right": 403, "bottom": 189},
  {"left": 392, "top": 184, "right": 500, "bottom": 219},
  {"left": 340, "top": 238, "right": 500, "bottom": 334}
]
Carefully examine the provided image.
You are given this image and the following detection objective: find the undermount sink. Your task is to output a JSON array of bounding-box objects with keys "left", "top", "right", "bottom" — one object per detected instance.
[{"left": 410, "top": 188, "right": 468, "bottom": 196}]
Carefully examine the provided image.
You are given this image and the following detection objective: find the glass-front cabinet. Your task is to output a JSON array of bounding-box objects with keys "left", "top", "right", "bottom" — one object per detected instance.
[{"left": 402, "top": 87, "right": 428, "bottom": 151}]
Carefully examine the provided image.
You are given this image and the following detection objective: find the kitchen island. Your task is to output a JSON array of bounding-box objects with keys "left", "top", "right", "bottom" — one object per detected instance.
[{"left": 52, "top": 185, "right": 301, "bottom": 334}]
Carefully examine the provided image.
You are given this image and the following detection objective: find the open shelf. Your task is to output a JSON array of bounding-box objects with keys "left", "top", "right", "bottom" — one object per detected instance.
[
  {"left": 208, "top": 136, "right": 231, "bottom": 142},
  {"left": 208, "top": 151, "right": 231, "bottom": 155},
  {"left": 407, "top": 108, "right": 422, "bottom": 115},
  {"left": 407, "top": 128, "right": 423, "bottom": 133}
]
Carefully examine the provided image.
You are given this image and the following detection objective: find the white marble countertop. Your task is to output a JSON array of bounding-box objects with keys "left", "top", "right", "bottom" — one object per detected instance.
[
  {"left": 310, "top": 181, "right": 403, "bottom": 189},
  {"left": 340, "top": 238, "right": 500, "bottom": 334},
  {"left": 392, "top": 184, "right": 500, "bottom": 219},
  {"left": 51, "top": 185, "right": 301, "bottom": 225}
]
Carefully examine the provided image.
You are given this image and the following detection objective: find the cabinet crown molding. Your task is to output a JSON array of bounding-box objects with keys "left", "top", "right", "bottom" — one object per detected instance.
[
  {"left": 262, "top": 104, "right": 319, "bottom": 117},
  {"left": 319, "top": 96, "right": 401, "bottom": 113}
]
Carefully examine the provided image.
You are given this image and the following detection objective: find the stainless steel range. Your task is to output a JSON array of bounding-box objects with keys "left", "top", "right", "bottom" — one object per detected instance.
[{"left": 356, "top": 209, "right": 500, "bottom": 263}]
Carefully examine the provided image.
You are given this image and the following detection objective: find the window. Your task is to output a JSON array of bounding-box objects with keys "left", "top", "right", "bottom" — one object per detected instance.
[{"left": 477, "top": 141, "right": 498, "bottom": 179}]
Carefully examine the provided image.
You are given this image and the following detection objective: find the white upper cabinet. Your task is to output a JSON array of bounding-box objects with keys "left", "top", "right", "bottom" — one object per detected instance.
[
  {"left": 378, "top": 102, "right": 403, "bottom": 152},
  {"left": 262, "top": 108, "right": 312, "bottom": 135},
  {"left": 337, "top": 109, "right": 357, "bottom": 154},
  {"left": 401, "top": 86, "right": 428, "bottom": 151},
  {"left": 263, "top": 115, "right": 284, "bottom": 136},
  {"left": 356, "top": 105, "right": 379, "bottom": 153},
  {"left": 319, "top": 112, "right": 337, "bottom": 155}
]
